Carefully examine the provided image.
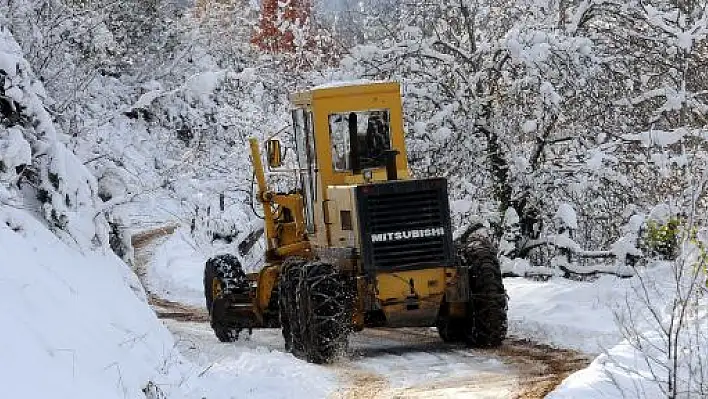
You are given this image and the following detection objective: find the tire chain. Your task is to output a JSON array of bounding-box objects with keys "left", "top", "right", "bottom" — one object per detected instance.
[
  {"left": 209, "top": 254, "right": 249, "bottom": 296},
  {"left": 292, "top": 261, "right": 352, "bottom": 363},
  {"left": 280, "top": 258, "right": 305, "bottom": 353},
  {"left": 456, "top": 236, "right": 508, "bottom": 347}
]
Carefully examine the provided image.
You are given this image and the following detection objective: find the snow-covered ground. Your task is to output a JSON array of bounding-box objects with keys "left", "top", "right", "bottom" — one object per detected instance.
[
  {"left": 0, "top": 207, "right": 189, "bottom": 398},
  {"left": 145, "top": 224, "right": 266, "bottom": 307},
  {"left": 164, "top": 321, "right": 337, "bottom": 399},
  {"left": 547, "top": 258, "right": 708, "bottom": 398},
  {"left": 164, "top": 320, "right": 518, "bottom": 399},
  {"left": 11, "top": 201, "right": 704, "bottom": 399},
  {"left": 344, "top": 328, "right": 518, "bottom": 398},
  {"left": 508, "top": 260, "right": 708, "bottom": 398},
  {"left": 148, "top": 229, "right": 708, "bottom": 398},
  {"left": 506, "top": 276, "right": 623, "bottom": 354},
  {"left": 7, "top": 201, "right": 703, "bottom": 399},
  {"left": 0, "top": 207, "right": 336, "bottom": 399},
  {"left": 145, "top": 229, "right": 519, "bottom": 397},
  {"left": 146, "top": 228, "right": 209, "bottom": 307},
  {"left": 149, "top": 229, "right": 625, "bottom": 354}
]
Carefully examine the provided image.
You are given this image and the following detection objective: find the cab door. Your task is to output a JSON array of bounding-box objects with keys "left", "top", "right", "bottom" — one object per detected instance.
[{"left": 292, "top": 108, "right": 316, "bottom": 235}]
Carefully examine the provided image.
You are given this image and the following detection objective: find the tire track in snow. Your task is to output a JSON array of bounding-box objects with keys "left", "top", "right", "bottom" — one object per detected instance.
[
  {"left": 331, "top": 328, "right": 518, "bottom": 398},
  {"left": 132, "top": 225, "right": 209, "bottom": 322}
]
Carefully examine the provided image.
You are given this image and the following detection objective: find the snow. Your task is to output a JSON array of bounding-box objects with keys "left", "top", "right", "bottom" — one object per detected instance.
[
  {"left": 548, "top": 257, "right": 708, "bottom": 398},
  {"left": 560, "top": 261, "right": 635, "bottom": 278},
  {"left": 549, "top": 339, "right": 667, "bottom": 398},
  {"left": 147, "top": 225, "right": 265, "bottom": 307},
  {"left": 0, "top": 21, "right": 109, "bottom": 250},
  {"left": 185, "top": 70, "right": 225, "bottom": 98},
  {"left": 165, "top": 321, "right": 336, "bottom": 399},
  {"left": 540, "top": 81, "right": 562, "bottom": 106},
  {"left": 0, "top": 204, "right": 339, "bottom": 399},
  {"left": 132, "top": 89, "right": 164, "bottom": 110},
  {"left": 1, "top": 0, "right": 706, "bottom": 396},
  {"left": 648, "top": 203, "right": 672, "bottom": 224},
  {"left": 450, "top": 198, "right": 473, "bottom": 214},
  {"left": 0, "top": 127, "right": 31, "bottom": 172},
  {"left": 503, "top": 207, "right": 520, "bottom": 225},
  {"left": 142, "top": 210, "right": 707, "bottom": 399},
  {"left": 150, "top": 223, "right": 663, "bottom": 361},
  {"left": 0, "top": 207, "right": 183, "bottom": 399},
  {"left": 509, "top": 251, "right": 707, "bottom": 359},
  {"left": 351, "top": 343, "right": 515, "bottom": 397},
  {"left": 622, "top": 128, "right": 687, "bottom": 147},
  {"left": 501, "top": 257, "right": 534, "bottom": 276},
  {"left": 0, "top": 45, "right": 17, "bottom": 74},
  {"left": 550, "top": 233, "right": 582, "bottom": 252},
  {"left": 506, "top": 276, "right": 621, "bottom": 353},
  {"left": 585, "top": 149, "right": 605, "bottom": 170},
  {"left": 148, "top": 228, "right": 210, "bottom": 307},
  {"left": 554, "top": 203, "right": 578, "bottom": 230},
  {"left": 312, "top": 78, "right": 386, "bottom": 90},
  {"left": 432, "top": 125, "right": 452, "bottom": 142},
  {"left": 521, "top": 119, "right": 537, "bottom": 133}
]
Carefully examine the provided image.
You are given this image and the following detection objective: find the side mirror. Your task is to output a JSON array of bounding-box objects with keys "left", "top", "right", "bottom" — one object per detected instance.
[{"left": 266, "top": 139, "right": 283, "bottom": 169}]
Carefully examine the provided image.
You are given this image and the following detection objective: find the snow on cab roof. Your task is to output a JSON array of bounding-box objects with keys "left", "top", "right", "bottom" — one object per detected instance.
[
  {"left": 290, "top": 80, "right": 400, "bottom": 104},
  {"left": 311, "top": 79, "right": 396, "bottom": 91}
]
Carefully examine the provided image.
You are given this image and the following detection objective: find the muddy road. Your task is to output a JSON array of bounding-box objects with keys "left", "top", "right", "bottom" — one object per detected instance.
[{"left": 132, "top": 228, "right": 589, "bottom": 398}]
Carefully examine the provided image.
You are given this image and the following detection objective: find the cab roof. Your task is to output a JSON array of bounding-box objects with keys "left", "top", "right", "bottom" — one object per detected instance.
[{"left": 289, "top": 81, "right": 401, "bottom": 107}]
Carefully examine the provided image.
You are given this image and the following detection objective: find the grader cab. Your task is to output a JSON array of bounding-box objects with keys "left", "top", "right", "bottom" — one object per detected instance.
[{"left": 204, "top": 81, "right": 507, "bottom": 363}]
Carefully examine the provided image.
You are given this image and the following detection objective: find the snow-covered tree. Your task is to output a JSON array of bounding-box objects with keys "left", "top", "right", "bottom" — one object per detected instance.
[{"left": 0, "top": 19, "right": 109, "bottom": 250}]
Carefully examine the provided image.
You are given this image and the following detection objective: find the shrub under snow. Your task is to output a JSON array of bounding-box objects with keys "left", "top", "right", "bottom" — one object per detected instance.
[{"left": 0, "top": 20, "right": 108, "bottom": 250}]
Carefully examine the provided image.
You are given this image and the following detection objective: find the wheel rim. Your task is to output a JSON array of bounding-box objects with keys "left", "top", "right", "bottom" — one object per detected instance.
[{"left": 212, "top": 277, "right": 223, "bottom": 299}]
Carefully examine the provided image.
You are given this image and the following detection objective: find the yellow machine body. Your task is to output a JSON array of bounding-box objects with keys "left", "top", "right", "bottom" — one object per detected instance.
[{"left": 245, "top": 82, "right": 462, "bottom": 330}]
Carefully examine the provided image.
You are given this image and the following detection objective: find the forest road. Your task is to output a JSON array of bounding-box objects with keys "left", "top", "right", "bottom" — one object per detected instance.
[{"left": 132, "top": 227, "right": 589, "bottom": 399}]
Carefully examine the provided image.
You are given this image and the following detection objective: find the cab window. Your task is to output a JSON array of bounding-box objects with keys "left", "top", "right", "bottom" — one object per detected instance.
[{"left": 329, "top": 109, "right": 391, "bottom": 171}]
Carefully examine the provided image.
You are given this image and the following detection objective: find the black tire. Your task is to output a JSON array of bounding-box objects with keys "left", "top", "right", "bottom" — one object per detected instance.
[
  {"left": 279, "top": 257, "right": 305, "bottom": 353},
  {"left": 204, "top": 254, "right": 246, "bottom": 343},
  {"left": 436, "top": 302, "right": 466, "bottom": 343},
  {"left": 213, "top": 327, "right": 240, "bottom": 343},
  {"left": 296, "top": 261, "right": 351, "bottom": 364},
  {"left": 458, "top": 239, "right": 508, "bottom": 348}
]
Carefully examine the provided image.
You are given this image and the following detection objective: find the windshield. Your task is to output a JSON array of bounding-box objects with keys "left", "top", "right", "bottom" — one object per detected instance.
[{"left": 329, "top": 109, "right": 391, "bottom": 171}]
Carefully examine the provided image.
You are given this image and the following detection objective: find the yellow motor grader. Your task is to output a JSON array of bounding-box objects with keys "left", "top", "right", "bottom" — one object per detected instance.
[{"left": 204, "top": 81, "right": 507, "bottom": 363}]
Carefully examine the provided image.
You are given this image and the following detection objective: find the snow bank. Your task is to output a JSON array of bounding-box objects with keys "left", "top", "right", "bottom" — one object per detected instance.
[
  {"left": 506, "top": 276, "right": 621, "bottom": 353},
  {"left": 507, "top": 260, "right": 706, "bottom": 356},
  {"left": 547, "top": 252, "right": 708, "bottom": 398},
  {"left": 149, "top": 228, "right": 210, "bottom": 307},
  {"left": 148, "top": 226, "right": 265, "bottom": 307},
  {"left": 0, "top": 207, "right": 189, "bottom": 399},
  {"left": 0, "top": 205, "right": 336, "bottom": 399}
]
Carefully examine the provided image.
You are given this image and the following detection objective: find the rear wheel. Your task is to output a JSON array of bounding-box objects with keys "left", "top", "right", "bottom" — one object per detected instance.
[
  {"left": 459, "top": 239, "right": 507, "bottom": 347},
  {"left": 204, "top": 254, "right": 246, "bottom": 342},
  {"left": 297, "top": 261, "right": 351, "bottom": 364}
]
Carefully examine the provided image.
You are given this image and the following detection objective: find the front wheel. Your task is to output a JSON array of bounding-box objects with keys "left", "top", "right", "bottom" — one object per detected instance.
[{"left": 204, "top": 254, "right": 246, "bottom": 342}]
